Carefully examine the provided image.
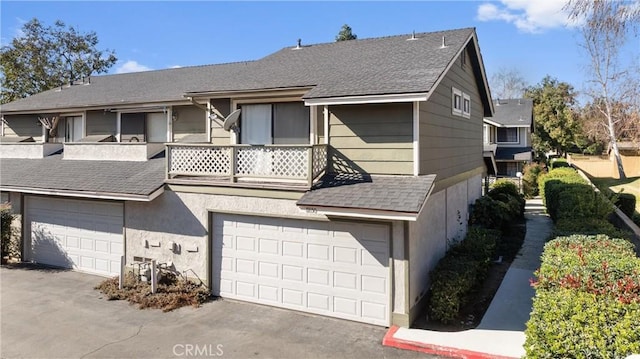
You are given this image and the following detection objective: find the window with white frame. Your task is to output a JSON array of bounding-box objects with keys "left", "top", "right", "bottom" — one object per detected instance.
[
  {"left": 452, "top": 87, "right": 471, "bottom": 118},
  {"left": 463, "top": 93, "right": 471, "bottom": 118},
  {"left": 452, "top": 87, "right": 462, "bottom": 115}
]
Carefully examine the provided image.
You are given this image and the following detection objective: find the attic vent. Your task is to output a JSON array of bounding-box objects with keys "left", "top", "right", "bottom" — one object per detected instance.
[
  {"left": 440, "top": 36, "right": 447, "bottom": 48},
  {"left": 407, "top": 31, "right": 418, "bottom": 41}
]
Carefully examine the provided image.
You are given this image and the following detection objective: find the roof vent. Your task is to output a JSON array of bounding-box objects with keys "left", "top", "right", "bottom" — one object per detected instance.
[
  {"left": 518, "top": 99, "right": 522, "bottom": 105},
  {"left": 407, "top": 31, "right": 418, "bottom": 41},
  {"left": 293, "top": 38, "right": 302, "bottom": 50},
  {"left": 496, "top": 98, "right": 500, "bottom": 105},
  {"left": 440, "top": 36, "right": 447, "bottom": 48}
]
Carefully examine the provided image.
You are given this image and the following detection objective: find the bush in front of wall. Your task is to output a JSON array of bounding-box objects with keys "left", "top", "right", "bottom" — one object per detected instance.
[
  {"left": 427, "top": 228, "right": 499, "bottom": 323},
  {"left": 1, "top": 205, "right": 14, "bottom": 261},
  {"left": 488, "top": 180, "right": 525, "bottom": 217},
  {"left": 468, "top": 196, "right": 511, "bottom": 230}
]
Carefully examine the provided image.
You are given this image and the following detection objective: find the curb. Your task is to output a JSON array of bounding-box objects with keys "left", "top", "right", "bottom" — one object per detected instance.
[{"left": 382, "top": 326, "right": 518, "bottom": 359}]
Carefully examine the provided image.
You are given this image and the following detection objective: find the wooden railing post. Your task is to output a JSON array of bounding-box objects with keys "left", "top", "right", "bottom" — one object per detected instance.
[
  {"left": 230, "top": 146, "right": 237, "bottom": 183},
  {"left": 307, "top": 146, "right": 314, "bottom": 188},
  {"left": 165, "top": 145, "right": 171, "bottom": 180}
]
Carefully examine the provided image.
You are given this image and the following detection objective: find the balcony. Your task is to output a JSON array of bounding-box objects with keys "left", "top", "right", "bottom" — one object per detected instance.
[
  {"left": 0, "top": 137, "right": 63, "bottom": 159},
  {"left": 166, "top": 144, "right": 328, "bottom": 189}
]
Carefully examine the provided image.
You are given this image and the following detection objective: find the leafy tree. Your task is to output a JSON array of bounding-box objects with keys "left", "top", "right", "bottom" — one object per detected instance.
[
  {"left": 525, "top": 76, "right": 583, "bottom": 157},
  {"left": 0, "top": 18, "right": 117, "bottom": 104},
  {"left": 490, "top": 67, "right": 528, "bottom": 100},
  {"left": 564, "top": 0, "right": 640, "bottom": 179},
  {"left": 335, "top": 24, "right": 357, "bottom": 42}
]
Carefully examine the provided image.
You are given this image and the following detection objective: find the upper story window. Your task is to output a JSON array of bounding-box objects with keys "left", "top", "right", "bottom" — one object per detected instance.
[
  {"left": 452, "top": 87, "right": 471, "bottom": 119},
  {"left": 497, "top": 127, "right": 519, "bottom": 143},
  {"left": 240, "top": 102, "right": 310, "bottom": 145}
]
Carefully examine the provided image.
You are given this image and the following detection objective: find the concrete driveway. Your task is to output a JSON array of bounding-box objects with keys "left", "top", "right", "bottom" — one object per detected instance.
[{"left": 1, "top": 264, "right": 435, "bottom": 359}]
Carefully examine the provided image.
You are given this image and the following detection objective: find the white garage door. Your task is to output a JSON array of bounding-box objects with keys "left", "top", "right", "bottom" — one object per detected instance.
[
  {"left": 26, "top": 196, "right": 123, "bottom": 277},
  {"left": 212, "top": 214, "right": 390, "bottom": 326}
]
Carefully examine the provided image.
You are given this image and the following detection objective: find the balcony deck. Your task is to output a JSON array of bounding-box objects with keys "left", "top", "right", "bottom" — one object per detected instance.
[{"left": 166, "top": 143, "right": 328, "bottom": 190}]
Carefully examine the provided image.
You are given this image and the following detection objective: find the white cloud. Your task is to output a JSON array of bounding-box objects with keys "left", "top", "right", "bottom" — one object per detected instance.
[
  {"left": 115, "top": 60, "right": 152, "bottom": 74},
  {"left": 477, "top": 0, "right": 577, "bottom": 33}
]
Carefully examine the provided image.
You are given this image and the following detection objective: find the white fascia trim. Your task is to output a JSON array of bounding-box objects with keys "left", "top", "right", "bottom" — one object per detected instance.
[
  {"left": 0, "top": 185, "right": 164, "bottom": 202},
  {"left": 298, "top": 205, "right": 418, "bottom": 221},
  {"left": 304, "top": 93, "right": 428, "bottom": 106},
  {"left": 483, "top": 118, "right": 503, "bottom": 127},
  {"left": 413, "top": 101, "right": 420, "bottom": 176},
  {"left": 483, "top": 118, "right": 530, "bottom": 128}
]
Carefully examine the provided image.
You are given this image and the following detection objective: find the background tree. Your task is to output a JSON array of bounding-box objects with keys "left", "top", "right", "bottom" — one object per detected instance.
[
  {"left": 0, "top": 18, "right": 117, "bottom": 104},
  {"left": 335, "top": 24, "right": 357, "bottom": 41},
  {"left": 564, "top": 0, "right": 640, "bottom": 179},
  {"left": 490, "top": 67, "right": 528, "bottom": 99},
  {"left": 525, "top": 76, "right": 583, "bottom": 158}
]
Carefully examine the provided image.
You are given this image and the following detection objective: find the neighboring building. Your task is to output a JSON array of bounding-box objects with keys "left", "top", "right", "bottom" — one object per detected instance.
[
  {"left": 0, "top": 28, "right": 493, "bottom": 327},
  {"left": 483, "top": 98, "right": 533, "bottom": 177}
]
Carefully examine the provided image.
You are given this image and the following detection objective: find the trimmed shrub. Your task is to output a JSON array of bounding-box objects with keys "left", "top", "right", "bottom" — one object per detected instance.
[
  {"left": 539, "top": 167, "right": 613, "bottom": 222},
  {"left": 488, "top": 180, "right": 525, "bottom": 217},
  {"left": 549, "top": 158, "right": 571, "bottom": 169},
  {"left": 427, "top": 228, "right": 499, "bottom": 323},
  {"left": 469, "top": 196, "right": 511, "bottom": 230},
  {"left": 615, "top": 193, "right": 636, "bottom": 218},
  {"left": 555, "top": 218, "right": 630, "bottom": 240},
  {"left": 522, "top": 162, "right": 545, "bottom": 198},
  {"left": 525, "top": 235, "right": 640, "bottom": 358},
  {"left": 525, "top": 289, "right": 640, "bottom": 358},
  {"left": 1, "top": 205, "right": 14, "bottom": 260}
]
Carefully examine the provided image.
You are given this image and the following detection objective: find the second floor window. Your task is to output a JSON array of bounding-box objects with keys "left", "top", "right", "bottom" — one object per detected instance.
[
  {"left": 497, "top": 127, "right": 519, "bottom": 143},
  {"left": 240, "top": 102, "right": 310, "bottom": 145},
  {"left": 452, "top": 87, "right": 471, "bottom": 118}
]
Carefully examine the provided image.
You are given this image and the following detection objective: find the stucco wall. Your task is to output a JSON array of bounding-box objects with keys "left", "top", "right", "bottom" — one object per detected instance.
[
  {"left": 124, "top": 191, "right": 326, "bottom": 283},
  {"left": 63, "top": 143, "right": 158, "bottom": 161},
  {"left": 0, "top": 143, "right": 63, "bottom": 159},
  {"left": 407, "top": 173, "right": 482, "bottom": 323}
]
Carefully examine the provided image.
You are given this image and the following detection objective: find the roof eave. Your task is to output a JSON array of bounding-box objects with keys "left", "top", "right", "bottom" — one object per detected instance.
[
  {"left": 0, "top": 185, "right": 164, "bottom": 202},
  {"left": 303, "top": 92, "right": 429, "bottom": 106}
]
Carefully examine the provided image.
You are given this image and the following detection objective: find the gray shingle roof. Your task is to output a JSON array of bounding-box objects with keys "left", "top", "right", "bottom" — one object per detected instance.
[
  {"left": 296, "top": 173, "right": 436, "bottom": 214},
  {"left": 486, "top": 98, "right": 533, "bottom": 126},
  {"left": 1, "top": 28, "right": 476, "bottom": 113},
  {"left": 0, "top": 153, "right": 165, "bottom": 197}
]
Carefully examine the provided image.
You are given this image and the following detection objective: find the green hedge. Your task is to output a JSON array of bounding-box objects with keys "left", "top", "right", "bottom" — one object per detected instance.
[
  {"left": 1, "top": 205, "right": 14, "bottom": 259},
  {"left": 427, "top": 228, "right": 499, "bottom": 323},
  {"left": 522, "top": 163, "right": 545, "bottom": 198},
  {"left": 525, "top": 235, "right": 640, "bottom": 358},
  {"left": 549, "top": 158, "right": 571, "bottom": 169},
  {"left": 554, "top": 218, "right": 629, "bottom": 240},
  {"left": 615, "top": 193, "right": 636, "bottom": 218},
  {"left": 539, "top": 168, "right": 613, "bottom": 222}
]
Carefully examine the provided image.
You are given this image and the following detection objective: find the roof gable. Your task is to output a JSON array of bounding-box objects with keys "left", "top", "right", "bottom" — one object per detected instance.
[{"left": 485, "top": 98, "right": 533, "bottom": 126}]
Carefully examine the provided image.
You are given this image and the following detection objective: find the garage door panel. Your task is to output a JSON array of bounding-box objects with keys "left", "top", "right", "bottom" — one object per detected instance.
[
  {"left": 212, "top": 214, "right": 390, "bottom": 326},
  {"left": 26, "top": 196, "right": 123, "bottom": 277}
]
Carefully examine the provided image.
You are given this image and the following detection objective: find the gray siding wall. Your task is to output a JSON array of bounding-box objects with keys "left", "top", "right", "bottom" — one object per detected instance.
[
  {"left": 173, "top": 105, "right": 206, "bottom": 140},
  {"left": 329, "top": 103, "right": 413, "bottom": 175},
  {"left": 210, "top": 99, "right": 231, "bottom": 145},
  {"left": 419, "top": 46, "right": 484, "bottom": 180},
  {"left": 86, "top": 111, "right": 116, "bottom": 136},
  {"left": 2, "top": 115, "right": 42, "bottom": 140}
]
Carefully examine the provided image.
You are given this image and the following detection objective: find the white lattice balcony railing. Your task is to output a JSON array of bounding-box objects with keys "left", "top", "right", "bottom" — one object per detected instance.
[{"left": 167, "top": 143, "right": 328, "bottom": 187}]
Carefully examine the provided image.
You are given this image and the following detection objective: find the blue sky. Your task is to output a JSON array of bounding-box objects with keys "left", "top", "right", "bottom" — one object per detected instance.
[{"left": 0, "top": 1, "right": 621, "bottom": 102}]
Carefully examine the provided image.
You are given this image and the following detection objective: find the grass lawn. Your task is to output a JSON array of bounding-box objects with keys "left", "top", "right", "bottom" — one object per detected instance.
[{"left": 591, "top": 176, "right": 640, "bottom": 212}]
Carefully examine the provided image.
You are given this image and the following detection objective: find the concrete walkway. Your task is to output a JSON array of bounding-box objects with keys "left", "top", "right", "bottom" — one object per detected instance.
[{"left": 384, "top": 198, "right": 553, "bottom": 359}]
